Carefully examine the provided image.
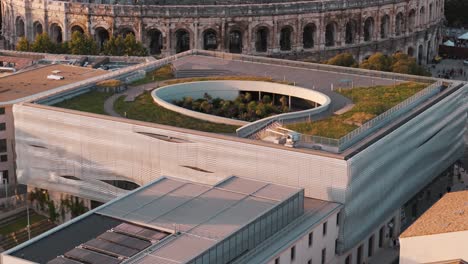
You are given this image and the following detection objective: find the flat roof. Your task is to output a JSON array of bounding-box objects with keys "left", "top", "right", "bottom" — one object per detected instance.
[
  {"left": 98, "top": 176, "right": 301, "bottom": 263},
  {"left": 401, "top": 191, "right": 468, "bottom": 238},
  {"left": 0, "top": 64, "right": 106, "bottom": 102}
]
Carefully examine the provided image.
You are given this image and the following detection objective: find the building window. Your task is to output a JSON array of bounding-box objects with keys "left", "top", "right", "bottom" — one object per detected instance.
[
  {"left": 378, "top": 227, "right": 384, "bottom": 248},
  {"left": 0, "top": 123, "right": 5, "bottom": 131},
  {"left": 345, "top": 254, "right": 352, "bottom": 264},
  {"left": 0, "top": 139, "right": 6, "bottom": 153},
  {"left": 336, "top": 212, "right": 341, "bottom": 226},
  {"left": 323, "top": 221, "right": 327, "bottom": 236},
  {"left": 335, "top": 239, "right": 339, "bottom": 254},
  {"left": 357, "top": 245, "right": 363, "bottom": 264},
  {"left": 0, "top": 155, "right": 7, "bottom": 162},
  {"left": 0, "top": 108, "right": 5, "bottom": 115},
  {"left": 368, "top": 235, "right": 374, "bottom": 257},
  {"left": 275, "top": 257, "right": 280, "bottom": 264},
  {"left": 321, "top": 248, "right": 326, "bottom": 264},
  {"left": 1, "top": 170, "right": 8, "bottom": 184},
  {"left": 308, "top": 232, "right": 313, "bottom": 247},
  {"left": 291, "top": 246, "right": 295, "bottom": 261}
]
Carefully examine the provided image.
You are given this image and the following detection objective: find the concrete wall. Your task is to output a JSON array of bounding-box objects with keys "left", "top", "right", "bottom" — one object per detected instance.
[
  {"left": 400, "top": 231, "right": 468, "bottom": 264},
  {"left": 0, "top": 105, "right": 17, "bottom": 185}
]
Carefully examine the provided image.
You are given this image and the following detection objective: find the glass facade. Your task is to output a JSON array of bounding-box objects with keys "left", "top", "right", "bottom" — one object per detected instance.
[{"left": 188, "top": 190, "right": 304, "bottom": 264}]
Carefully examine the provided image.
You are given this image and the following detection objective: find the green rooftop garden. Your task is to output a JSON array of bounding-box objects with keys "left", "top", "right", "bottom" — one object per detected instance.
[{"left": 285, "top": 82, "right": 428, "bottom": 139}]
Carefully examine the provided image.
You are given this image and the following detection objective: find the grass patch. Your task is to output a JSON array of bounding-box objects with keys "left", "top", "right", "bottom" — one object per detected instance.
[
  {"left": 53, "top": 91, "right": 112, "bottom": 115},
  {"left": 130, "top": 64, "right": 174, "bottom": 86},
  {"left": 0, "top": 214, "right": 47, "bottom": 236},
  {"left": 114, "top": 92, "right": 239, "bottom": 133},
  {"left": 286, "top": 82, "right": 427, "bottom": 139}
]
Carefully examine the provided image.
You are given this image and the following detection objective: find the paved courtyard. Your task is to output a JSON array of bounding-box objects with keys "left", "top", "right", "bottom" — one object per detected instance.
[{"left": 429, "top": 59, "right": 468, "bottom": 81}]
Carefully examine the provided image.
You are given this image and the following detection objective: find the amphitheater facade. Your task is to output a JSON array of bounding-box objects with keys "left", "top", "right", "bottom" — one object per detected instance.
[{"left": 1, "top": 0, "right": 444, "bottom": 62}]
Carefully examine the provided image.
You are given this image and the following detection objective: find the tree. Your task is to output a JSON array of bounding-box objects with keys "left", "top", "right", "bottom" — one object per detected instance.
[
  {"left": 69, "top": 31, "right": 98, "bottom": 55},
  {"left": 124, "top": 34, "right": 148, "bottom": 56},
  {"left": 391, "top": 52, "right": 431, "bottom": 76},
  {"left": 262, "top": 94, "right": 272, "bottom": 104},
  {"left": 279, "top": 96, "right": 288, "bottom": 110},
  {"left": 103, "top": 35, "right": 126, "bottom": 56},
  {"left": 359, "top": 52, "right": 392, "bottom": 71},
  {"left": 327, "top": 53, "right": 358, "bottom": 67},
  {"left": 16, "top": 37, "right": 30, "bottom": 51},
  {"left": 31, "top": 33, "right": 57, "bottom": 53}
]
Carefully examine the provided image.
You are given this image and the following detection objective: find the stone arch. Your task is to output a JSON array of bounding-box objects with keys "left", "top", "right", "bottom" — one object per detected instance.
[
  {"left": 118, "top": 27, "right": 135, "bottom": 38},
  {"left": 50, "top": 23, "right": 63, "bottom": 43},
  {"left": 420, "top": 6, "right": 426, "bottom": 26},
  {"left": 418, "top": 44, "right": 424, "bottom": 65},
  {"left": 364, "top": 17, "right": 374, "bottom": 42},
  {"left": 395, "top": 12, "right": 404, "bottom": 36},
  {"left": 279, "top": 26, "right": 293, "bottom": 51},
  {"left": 303, "top": 23, "right": 317, "bottom": 49},
  {"left": 228, "top": 29, "right": 243, "bottom": 54},
  {"left": 71, "top": 25, "right": 85, "bottom": 35},
  {"left": 202, "top": 29, "right": 218, "bottom": 50},
  {"left": 408, "top": 9, "right": 416, "bottom": 33},
  {"left": 426, "top": 40, "right": 432, "bottom": 64},
  {"left": 94, "top": 27, "right": 110, "bottom": 49},
  {"left": 325, "top": 22, "right": 337, "bottom": 47},
  {"left": 15, "top": 16, "right": 25, "bottom": 37},
  {"left": 147, "top": 28, "right": 163, "bottom": 55},
  {"left": 345, "top": 20, "right": 357, "bottom": 44},
  {"left": 175, "top": 29, "right": 190, "bottom": 53},
  {"left": 255, "top": 26, "right": 269, "bottom": 52},
  {"left": 407, "top": 46, "right": 414, "bottom": 57},
  {"left": 33, "top": 21, "right": 43, "bottom": 38},
  {"left": 380, "top": 14, "right": 390, "bottom": 39}
]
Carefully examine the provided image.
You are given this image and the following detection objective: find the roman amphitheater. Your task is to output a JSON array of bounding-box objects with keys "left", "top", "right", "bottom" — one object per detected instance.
[{"left": 1, "top": 0, "right": 443, "bottom": 62}]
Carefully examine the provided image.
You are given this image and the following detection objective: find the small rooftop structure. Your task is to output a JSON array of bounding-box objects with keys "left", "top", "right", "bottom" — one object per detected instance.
[
  {"left": 6, "top": 176, "right": 316, "bottom": 264},
  {"left": 400, "top": 191, "right": 468, "bottom": 238},
  {"left": 0, "top": 64, "right": 106, "bottom": 103}
]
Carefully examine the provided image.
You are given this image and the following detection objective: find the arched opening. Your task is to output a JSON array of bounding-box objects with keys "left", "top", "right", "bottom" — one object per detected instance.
[
  {"left": 325, "top": 22, "right": 336, "bottom": 47},
  {"left": 429, "top": 3, "right": 433, "bottom": 22},
  {"left": 119, "top": 28, "right": 135, "bottom": 38},
  {"left": 203, "top": 29, "right": 218, "bottom": 50},
  {"left": 228, "top": 30, "right": 242, "bottom": 54},
  {"left": 345, "top": 20, "right": 357, "bottom": 44},
  {"left": 408, "top": 10, "right": 416, "bottom": 33},
  {"left": 33, "top": 21, "right": 43, "bottom": 38},
  {"left": 418, "top": 44, "right": 424, "bottom": 65},
  {"left": 147, "top": 29, "right": 163, "bottom": 55},
  {"left": 407, "top": 46, "right": 414, "bottom": 57},
  {"left": 71, "top": 25, "right": 84, "bottom": 34},
  {"left": 380, "top": 15, "right": 390, "bottom": 39},
  {"left": 175, "top": 29, "right": 190, "bottom": 53},
  {"left": 255, "top": 27, "right": 269, "bottom": 52},
  {"left": 364, "top": 17, "right": 374, "bottom": 42},
  {"left": 50, "top": 23, "right": 63, "bottom": 43},
  {"left": 395, "top": 13, "right": 404, "bottom": 36},
  {"left": 15, "top": 17, "right": 25, "bottom": 37},
  {"left": 426, "top": 40, "right": 432, "bottom": 64},
  {"left": 279, "top": 26, "right": 293, "bottom": 51},
  {"left": 94, "top": 27, "right": 110, "bottom": 49},
  {"left": 420, "top": 6, "right": 426, "bottom": 26},
  {"left": 303, "top": 23, "right": 316, "bottom": 49}
]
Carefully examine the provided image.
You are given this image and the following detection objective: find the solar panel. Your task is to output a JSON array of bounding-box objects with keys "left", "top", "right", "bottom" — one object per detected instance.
[
  {"left": 47, "top": 257, "right": 84, "bottom": 264},
  {"left": 64, "top": 248, "right": 121, "bottom": 264},
  {"left": 114, "top": 223, "right": 169, "bottom": 241},
  {"left": 98, "top": 231, "right": 151, "bottom": 251},
  {"left": 83, "top": 238, "right": 139, "bottom": 258}
]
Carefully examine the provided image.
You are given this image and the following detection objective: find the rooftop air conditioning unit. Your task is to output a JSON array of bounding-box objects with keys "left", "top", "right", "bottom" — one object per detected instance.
[{"left": 47, "top": 74, "right": 64, "bottom": 80}]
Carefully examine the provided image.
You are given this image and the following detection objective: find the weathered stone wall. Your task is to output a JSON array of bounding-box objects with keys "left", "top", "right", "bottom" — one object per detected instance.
[{"left": 1, "top": 0, "right": 444, "bottom": 63}]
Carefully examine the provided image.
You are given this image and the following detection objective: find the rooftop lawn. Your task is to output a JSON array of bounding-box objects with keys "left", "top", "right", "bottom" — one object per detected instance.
[
  {"left": 114, "top": 92, "right": 239, "bottom": 133},
  {"left": 285, "top": 82, "right": 428, "bottom": 139},
  {"left": 53, "top": 91, "right": 111, "bottom": 115}
]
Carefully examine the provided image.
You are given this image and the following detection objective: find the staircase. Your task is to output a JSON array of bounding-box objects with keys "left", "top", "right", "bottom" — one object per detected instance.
[
  {"left": 248, "top": 121, "right": 282, "bottom": 140},
  {"left": 174, "top": 69, "right": 234, "bottom": 78},
  {"left": 0, "top": 213, "right": 56, "bottom": 251}
]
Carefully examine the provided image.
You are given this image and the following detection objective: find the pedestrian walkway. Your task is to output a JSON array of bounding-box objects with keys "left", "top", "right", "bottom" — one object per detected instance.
[{"left": 103, "top": 82, "right": 160, "bottom": 117}]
